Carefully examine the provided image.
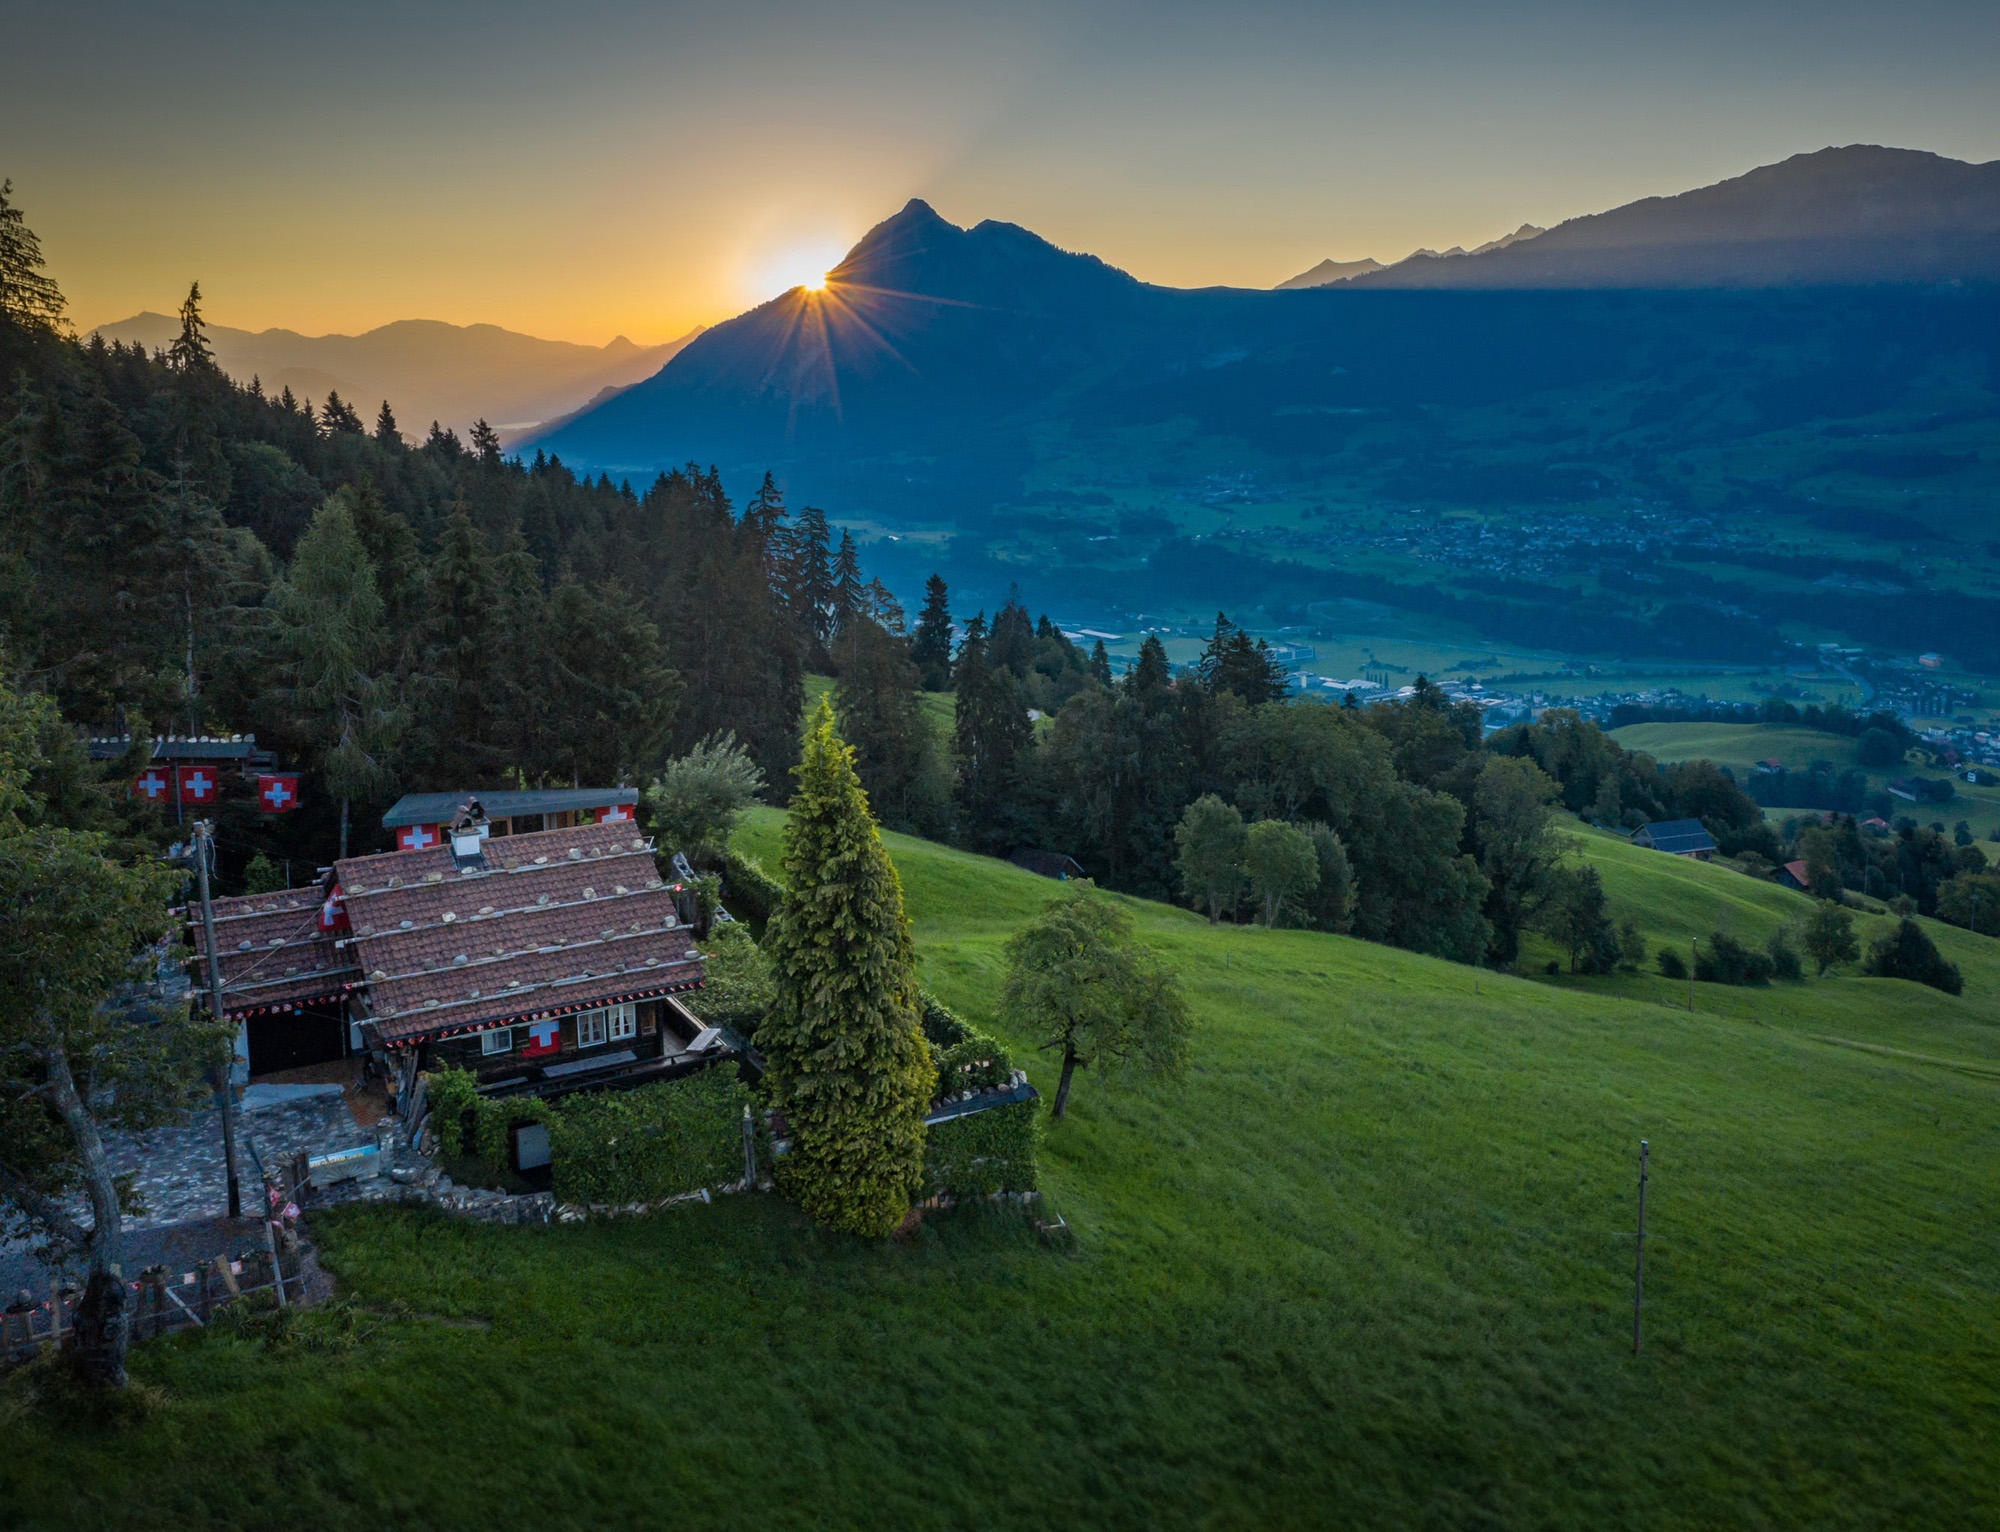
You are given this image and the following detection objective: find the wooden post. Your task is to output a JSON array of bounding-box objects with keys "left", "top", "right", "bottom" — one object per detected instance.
[
  {"left": 193, "top": 821, "right": 245, "bottom": 1219},
  {"left": 741, "top": 1105, "right": 757, "bottom": 1189},
  {"left": 1632, "top": 1139, "right": 1650, "bottom": 1355},
  {"left": 198, "top": 1264, "right": 212, "bottom": 1323},
  {"left": 264, "top": 1219, "right": 288, "bottom": 1308}
]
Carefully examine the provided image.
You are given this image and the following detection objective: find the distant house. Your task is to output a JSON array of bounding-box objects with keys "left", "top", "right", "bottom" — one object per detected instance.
[
  {"left": 1631, "top": 819, "right": 1718, "bottom": 859},
  {"left": 1010, "top": 849, "right": 1088, "bottom": 881},
  {"left": 1887, "top": 778, "right": 1920, "bottom": 802},
  {"left": 1862, "top": 816, "right": 1891, "bottom": 834},
  {"left": 1779, "top": 860, "right": 1813, "bottom": 891},
  {"left": 1753, "top": 757, "right": 1785, "bottom": 775}
]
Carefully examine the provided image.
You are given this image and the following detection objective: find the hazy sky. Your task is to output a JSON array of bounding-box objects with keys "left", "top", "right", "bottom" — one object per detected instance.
[{"left": 9, "top": 0, "right": 1998, "bottom": 344}]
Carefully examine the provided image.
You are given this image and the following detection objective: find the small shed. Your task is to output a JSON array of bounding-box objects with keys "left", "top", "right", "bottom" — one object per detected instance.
[
  {"left": 1009, "top": 849, "right": 1088, "bottom": 881},
  {"left": 1779, "top": 859, "right": 1812, "bottom": 891}
]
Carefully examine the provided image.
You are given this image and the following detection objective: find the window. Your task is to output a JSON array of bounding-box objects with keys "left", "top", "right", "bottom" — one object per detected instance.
[
  {"left": 575, "top": 1009, "right": 608, "bottom": 1048},
  {"left": 609, "top": 1002, "right": 637, "bottom": 1042},
  {"left": 481, "top": 1027, "right": 514, "bottom": 1056}
]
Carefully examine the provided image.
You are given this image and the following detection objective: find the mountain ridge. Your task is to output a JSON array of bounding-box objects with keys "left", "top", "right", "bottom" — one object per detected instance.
[{"left": 89, "top": 312, "right": 704, "bottom": 436}]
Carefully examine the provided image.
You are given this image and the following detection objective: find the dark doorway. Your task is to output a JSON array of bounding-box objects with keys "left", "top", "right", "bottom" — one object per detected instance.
[{"left": 246, "top": 1005, "right": 347, "bottom": 1076}]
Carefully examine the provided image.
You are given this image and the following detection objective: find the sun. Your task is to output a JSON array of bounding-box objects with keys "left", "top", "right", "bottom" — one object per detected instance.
[{"left": 753, "top": 238, "right": 848, "bottom": 299}]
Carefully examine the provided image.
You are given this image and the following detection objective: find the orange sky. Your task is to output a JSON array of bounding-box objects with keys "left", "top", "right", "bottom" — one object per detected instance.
[{"left": 10, "top": 1, "right": 1998, "bottom": 346}]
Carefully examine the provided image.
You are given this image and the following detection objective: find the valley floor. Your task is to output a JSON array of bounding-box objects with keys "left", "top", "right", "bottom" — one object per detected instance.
[{"left": 4, "top": 811, "right": 1996, "bottom": 1530}]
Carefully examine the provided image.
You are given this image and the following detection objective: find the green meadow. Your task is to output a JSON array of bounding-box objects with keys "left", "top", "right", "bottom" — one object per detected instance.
[{"left": 5, "top": 808, "right": 1996, "bottom": 1530}]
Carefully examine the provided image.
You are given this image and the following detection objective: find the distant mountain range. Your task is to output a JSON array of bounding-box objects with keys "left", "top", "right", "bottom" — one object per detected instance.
[
  {"left": 1276, "top": 224, "right": 1544, "bottom": 289},
  {"left": 87, "top": 314, "right": 703, "bottom": 439},
  {"left": 525, "top": 145, "right": 2000, "bottom": 508},
  {"left": 1354, "top": 146, "right": 2000, "bottom": 288}
]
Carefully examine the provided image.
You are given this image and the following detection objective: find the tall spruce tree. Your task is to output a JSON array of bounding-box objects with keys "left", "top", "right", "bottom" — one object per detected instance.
[
  {"left": 911, "top": 574, "right": 954, "bottom": 690},
  {"left": 835, "top": 617, "right": 928, "bottom": 831},
  {"left": 760, "top": 700, "right": 935, "bottom": 1235}
]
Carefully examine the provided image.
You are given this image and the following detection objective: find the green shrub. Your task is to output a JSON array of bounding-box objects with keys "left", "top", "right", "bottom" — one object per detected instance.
[
  {"left": 426, "top": 1066, "right": 481, "bottom": 1157},
  {"left": 1766, "top": 930, "right": 1804, "bottom": 982},
  {"left": 692, "top": 922, "right": 777, "bottom": 1034},
  {"left": 1863, "top": 918, "right": 1965, "bottom": 996},
  {"left": 1695, "top": 932, "right": 1772, "bottom": 986},
  {"left": 549, "top": 1069, "right": 758, "bottom": 1207},
  {"left": 921, "top": 994, "right": 1014, "bottom": 1093},
  {"left": 1656, "top": 947, "right": 1687, "bottom": 980}
]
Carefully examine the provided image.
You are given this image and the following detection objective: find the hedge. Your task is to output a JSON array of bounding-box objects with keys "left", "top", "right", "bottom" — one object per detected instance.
[
  {"left": 424, "top": 1064, "right": 757, "bottom": 1206},
  {"left": 720, "top": 848, "right": 785, "bottom": 924},
  {"left": 550, "top": 1068, "right": 757, "bottom": 1206},
  {"left": 922, "top": 1099, "right": 1039, "bottom": 1200}
]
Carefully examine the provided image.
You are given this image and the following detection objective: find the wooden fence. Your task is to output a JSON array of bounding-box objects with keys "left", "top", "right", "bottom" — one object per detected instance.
[{"left": 2, "top": 1152, "right": 313, "bottom": 1371}]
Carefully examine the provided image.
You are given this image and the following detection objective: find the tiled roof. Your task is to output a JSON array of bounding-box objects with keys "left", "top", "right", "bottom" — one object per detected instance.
[
  {"left": 188, "top": 888, "right": 358, "bottom": 1016},
  {"left": 334, "top": 822, "right": 701, "bottom": 1044}
]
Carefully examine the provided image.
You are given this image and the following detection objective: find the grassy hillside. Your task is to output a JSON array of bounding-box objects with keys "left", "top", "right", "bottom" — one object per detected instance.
[{"left": 5, "top": 812, "right": 1996, "bottom": 1529}]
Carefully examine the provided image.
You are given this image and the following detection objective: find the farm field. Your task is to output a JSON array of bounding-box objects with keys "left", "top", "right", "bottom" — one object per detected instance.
[
  {"left": 5, "top": 811, "right": 1997, "bottom": 1530},
  {"left": 1611, "top": 721, "right": 2000, "bottom": 838}
]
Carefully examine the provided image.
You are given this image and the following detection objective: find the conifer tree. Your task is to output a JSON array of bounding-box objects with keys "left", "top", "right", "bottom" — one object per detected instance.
[
  {"left": 0, "top": 178, "right": 66, "bottom": 339},
  {"left": 761, "top": 700, "right": 934, "bottom": 1235},
  {"left": 166, "top": 282, "right": 213, "bottom": 374},
  {"left": 468, "top": 418, "right": 503, "bottom": 467},
  {"left": 835, "top": 617, "right": 928, "bottom": 830},
  {"left": 778, "top": 504, "right": 834, "bottom": 665},
  {"left": 911, "top": 573, "right": 953, "bottom": 690},
  {"left": 423, "top": 502, "right": 500, "bottom": 778},
  {"left": 271, "top": 489, "right": 401, "bottom": 856},
  {"left": 373, "top": 399, "right": 401, "bottom": 446},
  {"left": 830, "top": 530, "right": 866, "bottom": 668}
]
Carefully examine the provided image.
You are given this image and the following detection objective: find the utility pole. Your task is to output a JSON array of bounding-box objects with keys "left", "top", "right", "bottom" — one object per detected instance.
[
  {"left": 1632, "top": 1139, "right": 1650, "bottom": 1354},
  {"left": 192, "top": 821, "right": 244, "bottom": 1219},
  {"left": 1688, "top": 936, "right": 1698, "bottom": 1012}
]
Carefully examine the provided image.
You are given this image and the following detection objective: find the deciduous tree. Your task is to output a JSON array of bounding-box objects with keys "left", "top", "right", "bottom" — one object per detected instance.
[
  {"left": 1173, "top": 793, "right": 1245, "bottom": 923},
  {"left": 1000, "top": 889, "right": 1190, "bottom": 1120}
]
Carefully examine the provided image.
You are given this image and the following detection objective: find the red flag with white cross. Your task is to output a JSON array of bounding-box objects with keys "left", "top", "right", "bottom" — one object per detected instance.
[
  {"left": 521, "top": 1019, "right": 562, "bottom": 1058},
  {"left": 594, "top": 803, "right": 635, "bottom": 824},
  {"left": 397, "top": 822, "right": 441, "bottom": 852},
  {"left": 256, "top": 773, "right": 301, "bottom": 813},
  {"left": 132, "top": 767, "right": 172, "bottom": 805},
  {"left": 175, "top": 764, "right": 219, "bottom": 805}
]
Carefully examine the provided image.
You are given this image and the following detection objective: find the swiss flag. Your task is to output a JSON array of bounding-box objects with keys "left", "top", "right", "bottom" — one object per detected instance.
[
  {"left": 318, "top": 886, "right": 348, "bottom": 933},
  {"left": 595, "top": 803, "right": 635, "bottom": 824},
  {"left": 257, "top": 774, "right": 301, "bottom": 813},
  {"left": 132, "top": 768, "right": 172, "bottom": 805},
  {"left": 176, "top": 765, "right": 218, "bottom": 805},
  {"left": 521, "top": 1019, "right": 562, "bottom": 1058},
  {"left": 397, "top": 823, "right": 441, "bottom": 852}
]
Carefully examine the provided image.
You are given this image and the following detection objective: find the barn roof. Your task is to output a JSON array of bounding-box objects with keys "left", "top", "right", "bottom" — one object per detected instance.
[
  {"left": 1636, "top": 818, "right": 1718, "bottom": 854},
  {"left": 334, "top": 822, "right": 701, "bottom": 1045}
]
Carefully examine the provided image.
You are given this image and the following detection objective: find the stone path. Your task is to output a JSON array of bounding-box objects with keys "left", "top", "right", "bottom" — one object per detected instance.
[{"left": 0, "top": 1090, "right": 372, "bottom": 1289}]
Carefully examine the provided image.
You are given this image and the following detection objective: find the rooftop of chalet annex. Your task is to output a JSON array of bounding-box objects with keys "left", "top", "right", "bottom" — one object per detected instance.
[
  {"left": 188, "top": 884, "right": 356, "bottom": 1017},
  {"left": 332, "top": 820, "right": 703, "bottom": 1045}
]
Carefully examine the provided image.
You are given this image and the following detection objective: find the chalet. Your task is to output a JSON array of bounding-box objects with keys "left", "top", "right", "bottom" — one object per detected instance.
[
  {"left": 1779, "top": 860, "right": 1813, "bottom": 891},
  {"left": 1862, "top": 816, "right": 1891, "bottom": 834},
  {"left": 1753, "top": 757, "right": 1785, "bottom": 775},
  {"left": 192, "top": 816, "right": 717, "bottom": 1099},
  {"left": 383, "top": 787, "right": 637, "bottom": 852},
  {"left": 1631, "top": 819, "right": 1718, "bottom": 859}
]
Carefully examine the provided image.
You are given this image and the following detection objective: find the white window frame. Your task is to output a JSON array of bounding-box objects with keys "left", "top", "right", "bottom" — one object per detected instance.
[
  {"left": 481, "top": 1026, "right": 514, "bottom": 1056},
  {"left": 608, "top": 1001, "right": 638, "bottom": 1042},
  {"left": 575, "top": 1009, "right": 608, "bottom": 1048}
]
